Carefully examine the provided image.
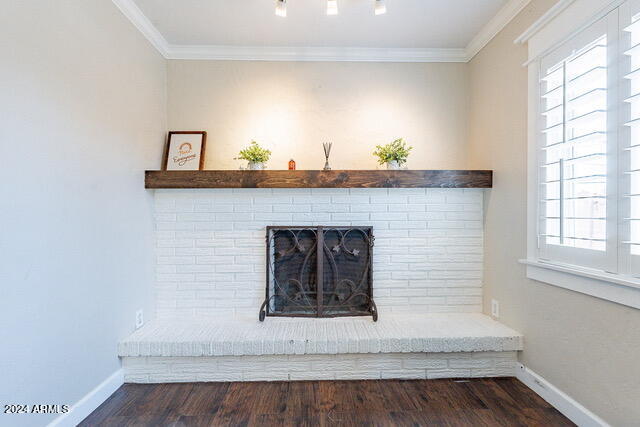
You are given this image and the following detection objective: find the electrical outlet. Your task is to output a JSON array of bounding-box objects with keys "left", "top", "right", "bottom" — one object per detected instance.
[
  {"left": 135, "top": 309, "right": 144, "bottom": 329},
  {"left": 491, "top": 299, "right": 500, "bottom": 318}
]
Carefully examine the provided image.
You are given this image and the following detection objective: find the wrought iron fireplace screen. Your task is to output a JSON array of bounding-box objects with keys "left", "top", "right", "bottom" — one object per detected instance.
[{"left": 259, "top": 226, "right": 377, "bottom": 321}]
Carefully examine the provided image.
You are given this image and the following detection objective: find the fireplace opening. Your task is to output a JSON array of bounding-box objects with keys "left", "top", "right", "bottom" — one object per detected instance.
[{"left": 259, "top": 226, "right": 377, "bottom": 321}]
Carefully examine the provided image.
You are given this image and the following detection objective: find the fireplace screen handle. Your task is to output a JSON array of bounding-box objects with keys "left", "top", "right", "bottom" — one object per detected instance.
[{"left": 316, "top": 226, "right": 324, "bottom": 317}]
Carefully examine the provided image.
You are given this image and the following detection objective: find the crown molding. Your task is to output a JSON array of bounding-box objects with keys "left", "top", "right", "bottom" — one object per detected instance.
[
  {"left": 111, "top": 0, "right": 171, "bottom": 57},
  {"left": 166, "top": 45, "right": 468, "bottom": 62},
  {"left": 465, "top": 0, "right": 532, "bottom": 60},
  {"left": 112, "top": 0, "right": 523, "bottom": 63},
  {"left": 514, "top": 0, "right": 576, "bottom": 44}
]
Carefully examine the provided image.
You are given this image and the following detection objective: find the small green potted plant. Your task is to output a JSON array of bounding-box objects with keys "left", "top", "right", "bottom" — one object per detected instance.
[
  {"left": 236, "top": 140, "right": 272, "bottom": 170},
  {"left": 373, "top": 138, "right": 412, "bottom": 170}
]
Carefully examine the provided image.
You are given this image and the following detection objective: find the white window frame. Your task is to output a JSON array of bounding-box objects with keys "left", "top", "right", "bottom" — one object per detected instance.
[{"left": 519, "top": 0, "right": 640, "bottom": 310}]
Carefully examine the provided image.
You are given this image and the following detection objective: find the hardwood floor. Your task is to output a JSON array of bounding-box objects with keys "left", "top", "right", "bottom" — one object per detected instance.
[{"left": 80, "top": 378, "right": 574, "bottom": 426}]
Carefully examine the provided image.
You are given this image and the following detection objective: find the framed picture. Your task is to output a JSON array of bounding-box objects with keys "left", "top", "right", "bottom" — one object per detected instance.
[{"left": 163, "top": 131, "right": 207, "bottom": 171}]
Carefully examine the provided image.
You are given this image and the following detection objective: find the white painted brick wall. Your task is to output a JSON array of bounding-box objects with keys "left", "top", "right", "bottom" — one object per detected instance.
[
  {"left": 122, "top": 351, "right": 516, "bottom": 383},
  {"left": 154, "top": 188, "right": 484, "bottom": 318}
]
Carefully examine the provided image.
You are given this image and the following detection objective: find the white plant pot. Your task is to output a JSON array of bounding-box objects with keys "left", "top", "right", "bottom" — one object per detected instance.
[
  {"left": 248, "top": 162, "right": 265, "bottom": 170},
  {"left": 386, "top": 160, "right": 402, "bottom": 170}
]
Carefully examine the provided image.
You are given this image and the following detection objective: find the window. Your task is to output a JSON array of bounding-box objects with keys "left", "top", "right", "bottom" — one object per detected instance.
[
  {"left": 522, "top": 0, "right": 640, "bottom": 309},
  {"left": 538, "top": 12, "right": 617, "bottom": 272},
  {"left": 535, "top": 2, "right": 640, "bottom": 279},
  {"left": 622, "top": 2, "right": 640, "bottom": 277}
]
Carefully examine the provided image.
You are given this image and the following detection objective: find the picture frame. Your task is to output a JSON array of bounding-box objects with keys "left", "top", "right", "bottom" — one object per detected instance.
[{"left": 162, "top": 131, "right": 207, "bottom": 171}]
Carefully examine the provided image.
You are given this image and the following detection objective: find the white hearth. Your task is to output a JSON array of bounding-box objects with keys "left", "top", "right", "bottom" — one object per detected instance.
[{"left": 120, "top": 314, "right": 522, "bottom": 383}]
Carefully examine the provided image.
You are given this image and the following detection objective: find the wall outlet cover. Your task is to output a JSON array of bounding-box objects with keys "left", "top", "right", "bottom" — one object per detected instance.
[
  {"left": 491, "top": 299, "right": 500, "bottom": 318},
  {"left": 135, "top": 309, "right": 144, "bottom": 329}
]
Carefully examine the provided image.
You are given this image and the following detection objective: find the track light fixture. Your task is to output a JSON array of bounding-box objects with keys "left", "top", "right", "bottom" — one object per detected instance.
[
  {"left": 275, "top": 0, "right": 286, "bottom": 17},
  {"left": 326, "top": 0, "right": 338, "bottom": 15},
  {"left": 276, "top": 0, "right": 385, "bottom": 17}
]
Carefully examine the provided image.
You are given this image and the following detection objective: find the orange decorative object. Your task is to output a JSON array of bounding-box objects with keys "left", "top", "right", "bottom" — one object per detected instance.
[{"left": 288, "top": 159, "right": 296, "bottom": 170}]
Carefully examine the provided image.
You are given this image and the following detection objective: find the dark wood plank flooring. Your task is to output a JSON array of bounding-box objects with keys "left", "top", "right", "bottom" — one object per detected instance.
[{"left": 80, "top": 378, "right": 574, "bottom": 426}]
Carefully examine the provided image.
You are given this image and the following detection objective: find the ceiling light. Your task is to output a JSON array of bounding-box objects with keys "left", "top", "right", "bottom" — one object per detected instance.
[
  {"left": 327, "top": 0, "right": 338, "bottom": 15},
  {"left": 374, "top": 0, "right": 386, "bottom": 15},
  {"left": 275, "top": 0, "right": 286, "bottom": 17}
]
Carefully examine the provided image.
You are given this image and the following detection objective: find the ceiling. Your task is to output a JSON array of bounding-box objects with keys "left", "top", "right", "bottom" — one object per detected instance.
[
  {"left": 113, "top": 0, "right": 530, "bottom": 62},
  {"left": 133, "top": 0, "right": 506, "bottom": 48}
]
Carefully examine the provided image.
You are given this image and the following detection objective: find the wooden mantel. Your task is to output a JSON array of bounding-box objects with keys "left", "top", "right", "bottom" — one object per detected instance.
[{"left": 145, "top": 170, "right": 492, "bottom": 189}]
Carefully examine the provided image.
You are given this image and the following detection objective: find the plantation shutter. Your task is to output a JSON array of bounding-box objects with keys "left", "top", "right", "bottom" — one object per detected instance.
[
  {"left": 622, "top": 0, "right": 640, "bottom": 277},
  {"left": 537, "top": 11, "right": 618, "bottom": 272}
]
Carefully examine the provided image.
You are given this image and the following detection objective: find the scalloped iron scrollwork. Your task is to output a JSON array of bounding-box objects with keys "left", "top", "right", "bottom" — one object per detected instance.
[{"left": 260, "top": 226, "right": 377, "bottom": 321}]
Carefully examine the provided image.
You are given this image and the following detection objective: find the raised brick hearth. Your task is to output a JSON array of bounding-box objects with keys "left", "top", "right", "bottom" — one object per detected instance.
[{"left": 119, "top": 314, "right": 522, "bottom": 382}]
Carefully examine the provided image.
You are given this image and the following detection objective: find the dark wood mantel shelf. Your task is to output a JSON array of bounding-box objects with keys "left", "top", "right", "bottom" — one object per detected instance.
[{"left": 145, "top": 170, "right": 492, "bottom": 189}]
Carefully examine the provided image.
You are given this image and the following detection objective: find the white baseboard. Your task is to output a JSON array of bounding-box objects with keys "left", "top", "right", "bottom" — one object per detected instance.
[
  {"left": 515, "top": 364, "right": 609, "bottom": 427},
  {"left": 48, "top": 369, "right": 124, "bottom": 427}
]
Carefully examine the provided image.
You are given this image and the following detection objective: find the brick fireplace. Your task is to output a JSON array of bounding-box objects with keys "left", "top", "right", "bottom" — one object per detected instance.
[
  {"left": 154, "top": 187, "right": 484, "bottom": 319},
  {"left": 119, "top": 184, "right": 522, "bottom": 383}
]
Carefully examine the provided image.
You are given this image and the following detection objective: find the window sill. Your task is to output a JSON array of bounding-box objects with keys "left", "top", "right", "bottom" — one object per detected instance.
[{"left": 519, "top": 259, "right": 640, "bottom": 310}]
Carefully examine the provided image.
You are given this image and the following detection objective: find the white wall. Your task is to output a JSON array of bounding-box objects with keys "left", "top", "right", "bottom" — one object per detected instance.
[
  {"left": 167, "top": 60, "right": 469, "bottom": 170},
  {"left": 468, "top": 0, "right": 640, "bottom": 424},
  {"left": 0, "top": 1, "right": 166, "bottom": 426}
]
